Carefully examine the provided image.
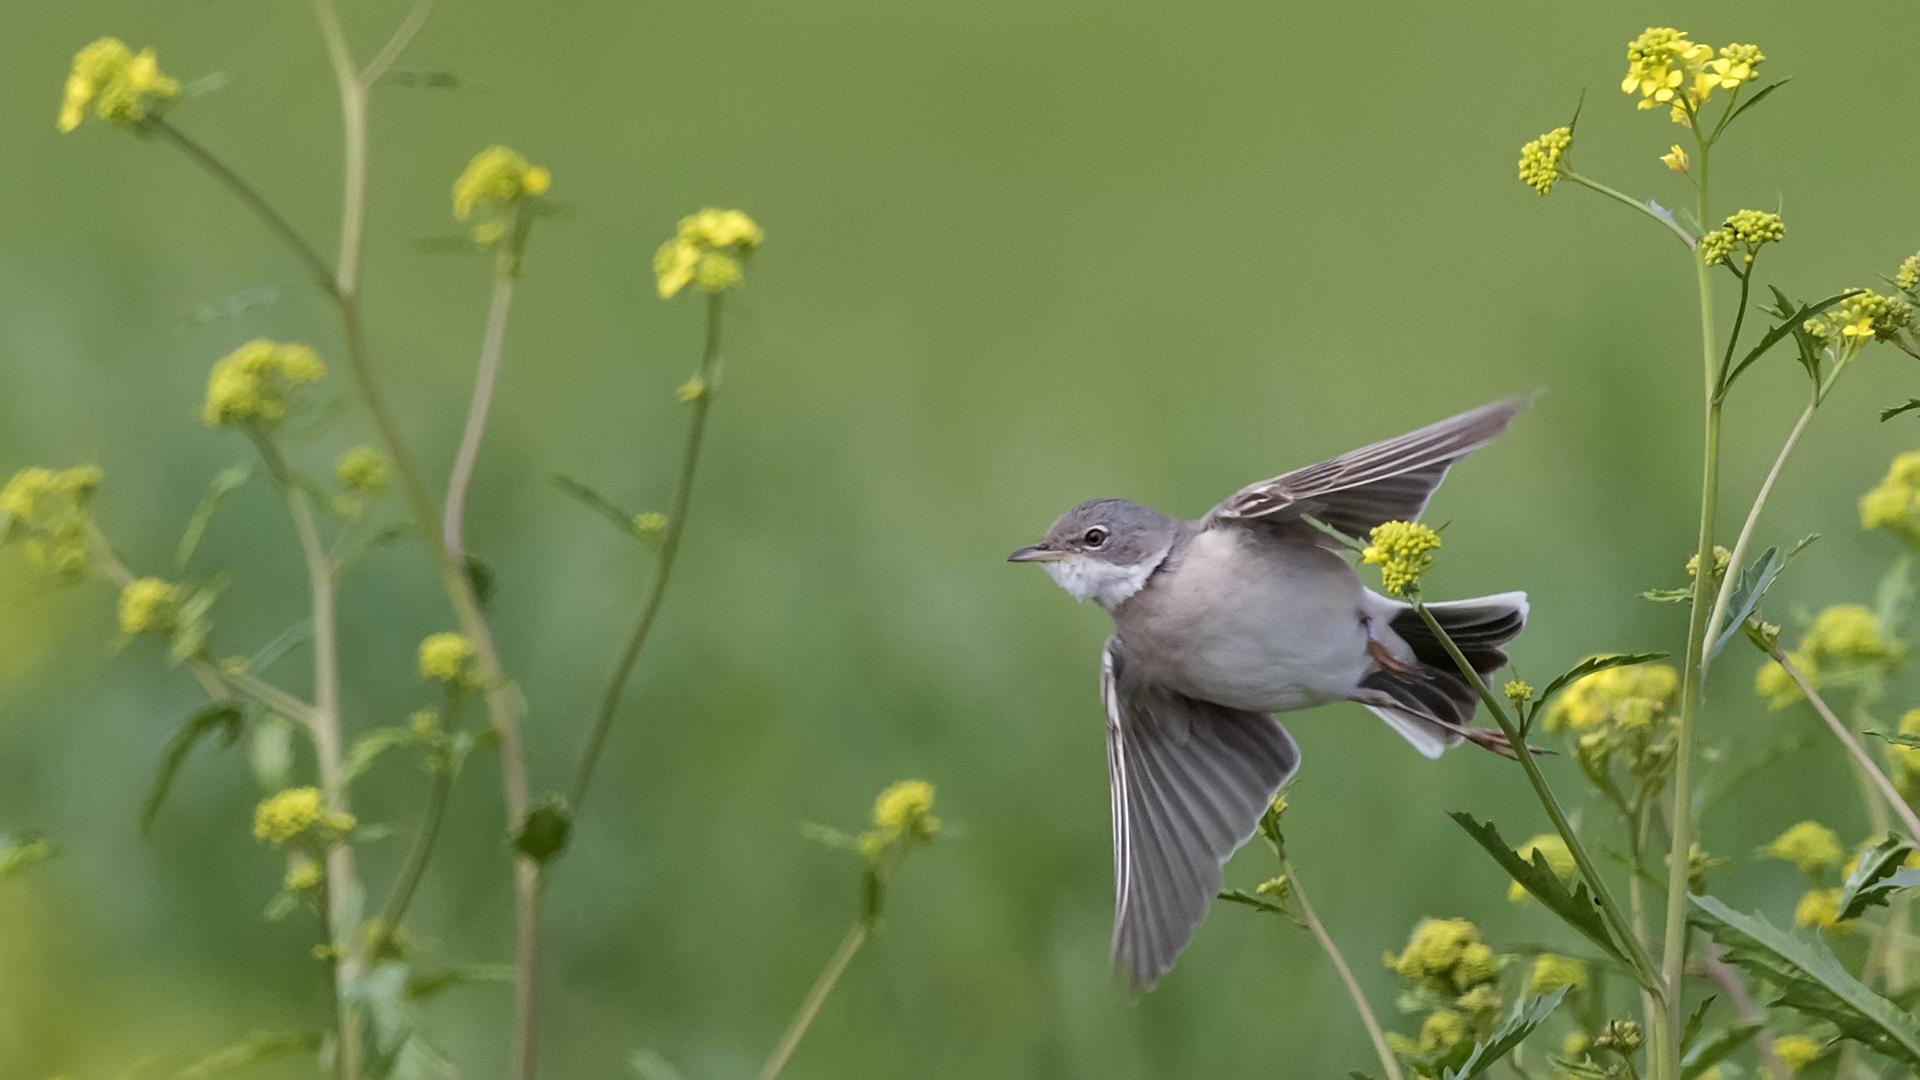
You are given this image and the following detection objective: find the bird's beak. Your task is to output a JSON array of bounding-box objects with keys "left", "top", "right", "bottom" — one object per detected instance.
[{"left": 1007, "top": 544, "right": 1070, "bottom": 563}]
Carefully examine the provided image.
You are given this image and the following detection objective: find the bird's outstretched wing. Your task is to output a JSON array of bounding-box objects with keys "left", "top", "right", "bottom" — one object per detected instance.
[
  {"left": 1206, "top": 394, "right": 1533, "bottom": 540},
  {"left": 1101, "top": 637, "right": 1300, "bottom": 991}
]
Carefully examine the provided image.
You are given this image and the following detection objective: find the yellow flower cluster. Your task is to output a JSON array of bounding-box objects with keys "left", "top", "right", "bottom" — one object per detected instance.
[
  {"left": 1384, "top": 918, "right": 1505, "bottom": 1058},
  {"left": 58, "top": 37, "right": 178, "bottom": 133},
  {"left": 418, "top": 632, "right": 478, "bottom": 686},
  {"left": 1660, "top": 144, "right": 1689, "bottom": 172},
  {"left": 1899, "top": 254, "right": 1920, "bottom": 292},
  {"left": 118, "top": 577, "right": 179, "bottom": 637},
  {"left": 1766, "top": 820, "right": 1843, "bottom": 875},
  {"left": 859, "top": 779, "right": 941, "bottom": 858},
  {"left": 654, "top": 208, "right": 764, "bottom": 299},
  {"left": 335, "top": 447, "right": 388, "bottom": 497},
  {"left": 1517, "top": 127, "right": 1571, "bottom": 196},
  {"left": 252, "top": 787, "right": 354, "bottom": 846},
  {"left": 1503, "top": 679, "right": 1533, "bottom": 706},
  {"left": 1771, "top": 1035, "right": 1822, "bottom": 1072},
  {"left": 1621, "top": 29, "right": 1763, "bottom": 122},
  {"left": 284, "top": 859, "right": 322, "bottom": 891},
  {"left": 203, "top": 340, "right": 325, "bottom": 430},
  {"left": 1756, "top": 604, "right": 1904, "bottom": 708},
  {"left": 1699, "top": 210, "right": 1785, "bottom": 268},
  {"left": 1544, "top": 664, "right": 1678, "bottom": 733},
  {"left": 1529, "top": 953, "right": 1588, "bottom": 995},
  {"left": 1794, "top": 887, "right": 1854, "bottom": 932},
  {"left": 1861, "top": 450, "right": 1920, "bottom": 540},
  {"left": 1808, "top": 289, "right": 1912, "bottom": 346},
  {"left": 1361, "top": 520, "right": 1440, "bottom": 598},
  {"left": 1507, "top": 834, "right": 1575, "bottom": 902},
  {"left": 452, "top": 146, "right": 551, "bottom": 223},
  {"left": 0, "top": 465, "right": 102, "bottom": 578}
]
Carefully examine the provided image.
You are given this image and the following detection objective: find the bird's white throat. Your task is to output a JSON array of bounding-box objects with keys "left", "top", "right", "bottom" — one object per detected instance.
[{"left": 1044, "top": 551, "right": 1165, "bottom": 610}]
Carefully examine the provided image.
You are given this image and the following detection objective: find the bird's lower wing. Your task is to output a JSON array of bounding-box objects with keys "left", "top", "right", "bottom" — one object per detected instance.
[
  {"left": 1101, "top": 637, "right": 1300, "bottom": 991},
  {"left": 1207, "top": 393, "right": 1533, "bottom": 540}
]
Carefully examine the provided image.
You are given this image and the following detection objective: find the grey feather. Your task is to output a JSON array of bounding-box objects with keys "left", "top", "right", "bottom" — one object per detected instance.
[{"left": 1102, "top": 637, "right": 1300, "bottom": 990}]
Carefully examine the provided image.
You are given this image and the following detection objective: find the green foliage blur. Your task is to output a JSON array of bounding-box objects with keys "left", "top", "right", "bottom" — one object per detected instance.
[{"left": 5, "top": 1, "right": 1920, "bottom": 1076}]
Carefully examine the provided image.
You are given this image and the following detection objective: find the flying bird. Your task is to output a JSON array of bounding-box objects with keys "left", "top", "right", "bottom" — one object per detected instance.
[{"left": 1008, "top": 395, "right": 1531, "bottom": 989}]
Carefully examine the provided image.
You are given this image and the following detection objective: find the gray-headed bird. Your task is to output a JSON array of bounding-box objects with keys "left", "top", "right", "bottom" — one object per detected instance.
[{"left": 1009, "top": 396, "right": 1531, "bottom": 989}]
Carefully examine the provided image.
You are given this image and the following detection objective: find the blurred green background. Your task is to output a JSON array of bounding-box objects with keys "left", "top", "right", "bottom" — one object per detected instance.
[{"left": 6, "top": 1, "right": 1920, "bottom": 1076}]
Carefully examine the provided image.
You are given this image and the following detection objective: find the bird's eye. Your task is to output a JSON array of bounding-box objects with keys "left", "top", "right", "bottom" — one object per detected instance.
[{"left": 1084, "top": 528, "right": 1108, "bottom": 547}]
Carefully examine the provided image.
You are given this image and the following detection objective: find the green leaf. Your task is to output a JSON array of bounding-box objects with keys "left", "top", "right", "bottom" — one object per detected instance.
[
  {"left": 1217, "top": 888, "right": 1291, "bottom": 917},
  {"left": 1530, "top": 653, "right": 1669, "bottom": 729},
  {"left": 0, "top": 831, "right": 56, "bottom": 882},
  {"left": 1867, "top": 730, "right": 1920, "bottom": 750},
  {"left": 1711, "top": 543, "right": 1809, "bottom": 658},
  {"left": 550, "top": 473, "right": 643, "bottom": 539},
  {"left": 1876, "top": 556, "right": 1914, "bottom": 632},
  {"left": 1681, "top": 1020, "right": 1762, "bottom": 1079},
  {"left": 339, "top": 727, "right": 413, "bottom": 789},
  {"left": 176, "top": 463, "right": 253, "bottom": 570},
  {"left": 1723, "top": 288, "right": 1859, "bottom": 392},
  {"left": 1689, "top": 893, "right": 1920, "bottom": 1067},
  {"left": 1721, "top": 78, "right": 1790, "bottom": 129},
  {"left": 1441, "top": 987, "right": 1569, "bottom": 1080},
  {"left": 249, "top": 617, "right": 314, "bottom": 674},
  {"left": 514, "top": 795, "right": 572, "bottom": 863},
  {"left": 1641, "top": 587, "right": 1692, "bottom": 604},
  {"left": 1448, "top": 813, "right": 1628, "bottom": 967},
  {"left": 404, "top": 963, "right": 513, "bottom": 1002},
  {"left": 465, "top": 555, "right": 497, "bottom": 609},
  {"left": 1883, "top": 399, "right": 1920, "bottom": 422},
  {"left": 1836, "top": 835, "right": 1920, "bottom": 921},
  {"left": 174, "top": 1030, "right": 322, "bottom": 1077},
  {"left": 140, "top": 704, "right": 244, "bottom": 835},
  {"left": 1679, "top": 995, "right": 1715, "bottom": 1053}
]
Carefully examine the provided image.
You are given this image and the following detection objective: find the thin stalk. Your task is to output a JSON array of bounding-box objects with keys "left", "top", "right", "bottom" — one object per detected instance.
[
  {"left": 444, "top": 261, "right": 517, "bottom": 563},
  {"left": 567, "top": 292, "right": 725, "bottom": 812},
  {"left": 511, "top": 862, "right": 545, "bottom": 1080},
  {"left": 1700, "top": 394, "right": 1816, "bottom": 676},
  {"left": 757, "top": 920, "right": 872, "bottom": 1080},
  {"left": 1288, "top": 860, "right": 1402, "bottom": 1080},
  {"left": 358, "top": 0, "right": 440, "bottom": 89},
  {"left": 1772, "top": 654, "right": 1920, "bottom": 838},
  {"left": 1565, "top": 172, "right": 1697, "bottom": 251},
  {"left": 1411, "top": 603, "right": 1664, "bottom": 996},
  {"left": 312, "top": 0, "right": 367, "bottom": 293},
  {"left": 365, "top": 746, "right": 457, "bottom": 960},
  {"left": 146, "top": 119, "right": 338, "bottom": 294}
]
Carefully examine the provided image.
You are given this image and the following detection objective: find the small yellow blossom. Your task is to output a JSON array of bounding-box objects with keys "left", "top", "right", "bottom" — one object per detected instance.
[
  {"left": 1386, "top": 918, "right": 1502, "bottom": 996},
  {"left": 1518, "top": 127, "right": 1572, "bottom": 195},
  {"left": 418, "top": 632, "right": 478, "bottom": 685},
  {"left": 632, "top": 511, "right": 666, "bottom": 538},
  {"left": 1699, "top": 230, "right": 1735, "bottom": 267},
  {"left": 1544, "top": 664, "right": 1678, "bottom": 733},
  {"left": 1898, "top": 254, "right": 1920, "bottom": 292},
  {"left": 0, "top": 465, "right": 102, "bottom": 578},
  {"left": 1767, "top": 821, "right": 1844, "bottom": 875},
  {"left": 1254, "top": 875, "right": 1290, "bottom": 904},
  {"left": 1703, "top": 44, "right": 1765, "bottom": 90},
  {"left": 654, "top": 208, "right": 764, "bottom": 298},
  {"left": 58, "top": 37, "right": 179, "bottom": 133},
  {"left": 1419, "top": 1010, "right": 1469, "bottom": 1052},
  {"left": 252, "top": 787, "right": 355, "bottom": 845},
  {"left": 1755, "top": 657, "right": 1804, "bottom": 709},
  {"left": 1660, "top": 144, "right": 1689, "bottom": 172},
  {"left": 1508, "top": 834, "right": 1576, "bottom": 902},
  {"left": 1771, "top": 1035, "right": 1822, "bottom": 1072},
  {"left": 1361, "top": 520, "right": 1440, "bottom": 598},
  {"left": 1819, "top": 289, "right": 1913, "bottom": 345},
  {"left": 1701, "top": 210, "right": 1784, "bottom": 268},
  {"left": 335, "top": 447, "right": 388, "bottom": 497},
  {"left": 118, "top": 577, "right": 179, "bottom": 637},
  {"left": 284, "top": 860, "right": 322, "bottom": 891},
  {"left": 1621, "top": 27, "right": 1713, "bottom": 119},
  {"left": 872, "top": 779, "right": 940, "bottom": 840},
  {"left": 1529, "top": 953, "right": 1588, "bottom": 995},
  {"left": 675, "top": 375, "right": 707, "bottom": 403},
  {"left": 1503, "top": 679, "right": 1533, "bottom": 706},
  {"left": 1794, "top": 887, "right": 1854, "bottom": 931},
  {"left": 451, "top": 145, "right": 551, "bottom": 221},
  {"left": 1861, "top": 450, "right": 1920, "bottom": 539},
  {"left": 1802, "top": 604, "right": 1903, "bottom": 668},
  {"left": 1562, "top": 1032, "right": 1591, "bottom": 1057},
  {"left": 203, "top": 340, "right": 325, "bottom": 430}
]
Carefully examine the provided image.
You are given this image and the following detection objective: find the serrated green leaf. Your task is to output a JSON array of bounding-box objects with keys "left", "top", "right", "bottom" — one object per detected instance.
[
  {"left": 1449, "top": 813, "right": 1627, "bottom": 967},
  {"left": 1883, "top": 399, "right": 1920, "bottom": 422},
  {"left": 1712, "top": 545, "right": 1790, "bottom": 658},
  {"left": 1679, "top": 995, "right": 1715, "bottom": 1053},
  {"left": 1681, "top": 1020, "right": 1762, "bottom": 1079},
  {"left": 175, "top": 1030, "right": 322, "bottom": 1077},
  {"left": 0, "top": 831, "right": 56, "bottom": 882},
  {"left": 1723, "top": 289, "right": 1860, "bottom": 393},
  {"left": 141, "top": 704, "right": 244, "bottom": 835},
  {"left": 1689, "top": 894, "right": 1920, "bottom": 1067},
  {"left": 1531, "top": 653, "right": 1669, "bottom": 729},
  {"left": 1836, "top": 835, "right": 1920, "bottom": 921},
  {"left": 177, "top": 463, "right": 252, "bottom": 570},
  {"left": 1442, "top": 987, "right": 1568, "bottom": 1080}
]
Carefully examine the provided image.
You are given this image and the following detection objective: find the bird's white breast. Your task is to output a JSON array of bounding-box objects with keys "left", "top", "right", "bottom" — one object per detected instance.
[{"left": 1045, "top": 550, "right": 1167, "bottom": 611}]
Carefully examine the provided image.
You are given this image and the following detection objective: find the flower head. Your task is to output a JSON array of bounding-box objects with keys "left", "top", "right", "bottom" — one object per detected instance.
[
  {"left": 1361, "top": 520, "right": 1440, "bottom": 598},
  {"left": 872, "top": 779, "right": 940, "bottom": 840},
  {"left": 1503, "top": 679, "right": 1533, "bottom": 706},
  {"left": 1621, "top": 28, "right": 1713, "bottom": 119},
  {"left": 1700, "top": 210, "right": 1784, "bottom": 268},
  {"left": 1529, "top": 953, "right": 1588, "bottom": 995},
  {"left": 1898, "top": 254, "right": 1920, "bottom": 292},
  {"left": 1861, "top": 450, "right": 1920, "bottom": 540},
  {"left": 1771, "top": 1035, "right": 1822, "bottom": 1072},
  {"left": 284, "top": 860, "right": 322, "bottom": 891},
  {"left": 1815, "top": 289, "right": 1913, "bottom": 345},
  {"left": 1386, "top": 917, "right": 1502, "bottom": 996},
  {"left": 1766, "top": 820, "right": 1844, "bottom": 875},
  {"left": 1660, "top": 144, "right": 1689, "bottom": 172},
  {"left": 0, "top": 465, "right": 102, "bottom": 579},
  {"left": 418, "top": 632, "right": 478, "bottom": 686},
  {"left": 335, "top": 447, "right": 388, "bottom": 497},
  {"left": 1419, "top": 1010, "right": 1469, "bottom": 1053},
  {"left": 654, "top": 208, "right": 764, "bottom": 299},
  {"left": 451, "top": 145, "right": 551, "bottom": 222},
  {"left": 1703, "top": 43, "right": 1765, "bottom": 91},
  {"left": 1507, "top": 834, "right": 1576, "bottom": 902},
  {"left": 1794, "top": 887, "right": 1854, "bottom": 931},
  {"left": 1802, "top": 604, "right": 1903, "bottom": 669},
  {"left": 203, "top": 340, "right": 326, "bottom": 430},
  {"left": 253, "top": 787, "right": 354, "bottom": 846},
  {"left": 118, "top": 577, "right": 179, "bottom": 637},
  {"left": 58, "top": 37, "right": 178, "bottom": 133},
  {"left": 1544, "top": 664, "right": 1678, "bottom": 733},
  {"left": 1518, "top": 127, "right": 1571, "bottom": 195}
]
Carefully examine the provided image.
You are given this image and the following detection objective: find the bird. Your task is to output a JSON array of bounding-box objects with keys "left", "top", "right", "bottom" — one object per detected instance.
[{"left": 1007, "top": 395, "right": 1531, "bottom": 990}]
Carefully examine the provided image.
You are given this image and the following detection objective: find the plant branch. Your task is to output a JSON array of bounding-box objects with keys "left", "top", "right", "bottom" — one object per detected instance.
[
  {"left": 147, "top": 119, "right": 338, "bottom": 296},
  {"left": 1287, "top": 860, "right": 1403, "bottom": 1080},
  {"left": 312, "top": 0, "right": 368, "bottom": 293},
  {"left": 1774, "top": 653, "right": 1920, "bottom": 839},
  {"left": 365, "top": 745, "right": 456, "bottom": 960},
  {"left": 1701, "top": 393, "right": 1816, "bottom": 676},
  {"left": 1565, "top": 172, "right": 1697, "bottom": 251},
  {"left": 757, "top": 920, "right": 872, "bottom": 1080},
  {"left": 443, "top": 260, "right": 516, "bottom": 564},
  {"left": 358, "top": 0, "right": 439, "bottom": 89}
]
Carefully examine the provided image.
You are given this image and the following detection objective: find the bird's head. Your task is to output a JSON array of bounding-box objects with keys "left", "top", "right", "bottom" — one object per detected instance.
[{"left": 1008, "top": 498, "right": 1179, "bottom": 609}]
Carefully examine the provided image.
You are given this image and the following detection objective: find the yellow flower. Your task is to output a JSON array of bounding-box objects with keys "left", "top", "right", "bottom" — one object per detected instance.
[
  {"left": 1503, "top": 679, "right": 1533, "bottom": 706},
  {"left": 1701, "top": 211, "right": 1784, "bottom": 268},
  {"left": 1361, "top": 520, "right": 1440, "bottom": 598},
  {"left": 1660, "top": 144, "right": 1689, "bottom": 172},
  {"left": 284, "top": 859, "right": 322, "bottom": 891},
  {"left": 872, "top": 779, "right": 940, "bottom": 840},
  {"left": 253, "top": 788, "right": 322, "bottom": 845},
  {"left": 1529, "top": 953, "right": 1588, "bottom": 995},
  {"left": 0, "top": 465, "right": 102, "bottom": 579},
  {"left": 1889, "top": 709, "right": 1920, "bottom": 776},
  {"left": 203, "top": 340, "right": 326, "bottom": 429},
  {"left": 1771, "top": 1034, "right": 1822, "bottom": 1072},
  {"left": 1518, "top": 126, "right": 1572, "bottom": 195},
  {"left": 58, "top": 37, "right": 179, "bottom": 133},
  {"left": 1621, "top": 27, "right": 1713, "bottom": 119},
  {"left": 335, "top": 447, "right": 388, "bottom": 497},
  {"left": 1767, "top": 821, "right": 1844, "bottom": 875},
  {"left": 675, "top": 375, "right": 707, "bottom": 403},
  {"left": 632, "top": 511, "right": 667, "bottom": 538},
  {"left": 1862, "top": 450, "right": 1920, "bottom": 538},
  {"left": 1801, "top": 604, "right": 1903, "bottom": 669},
  {"left": 1507, "top": 834, "right": 1576, "bottom": 902},
  {"left": 1419, "top": 1010, "right": 1469, "bottom": 1053},
  {"left": 1703, "top": 43, "right": 1765, "bottom": 90},
  {"left": 118, "top": 577, "right": 179, "bottom": 637},
  {"left": 418, "top": 632, "right": 478, "bottom": 685},
  {"left": 1562, "top": 1032, "right": 1591, "bottom": 1057},
  {"left": 1543, "top": 664, "right": 1678, "bottom": 733},
  {"left": 1898, "top": 254, "right": 1920, "bottom": 292},
  {"left": 1794, "top": 887, "right": 1853, "bottom": 931},
  {"left": 451, "top": 145, "right": 551, "bottom": 221},
  {"left": 654, "top": 208, "right": 764, "bottom": 298},
  {"left": 1820, "top": 289, "right": 1912, "bottom": 344},
  {"left": 1386, "top": 918, "right": 1502, "bottom": 995},
  {"left": 1755, "top": 656, "right": 1805, "bottom": 709}
]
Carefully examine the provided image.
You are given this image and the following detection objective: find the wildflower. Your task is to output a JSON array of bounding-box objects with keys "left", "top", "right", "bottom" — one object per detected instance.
[
  {"left": 118, "top": 577, "right": 179, "bottom": 637},
  {"left": 654, "top": 208, "right": 764, "bottom": 298},
  {"left": 1530, "top": 953, "right": 1588, "bottom": 995},
  {"left": 1595, "top": 1018, "right": 1643, "bottom": 1055},
  {"left": 203, "top": 340, "right": 325, "bottom": 430},
  {"left": 1818, "top": 289, "right": 1913, "bottom": 344},
  {"left": 1755, "top": 658, "right": 1802, "bottom": 708},
  {"left": 1254, "top": 875, "right": 1290, "bottom": 905},
  {"left": 1699, "top": 230, "right": 1735, "bottom": 268},
  {"left": 418, "top": 632, "right": 478, "bottom": 686},
  {"left": 1361, "top": 520, "right": 1440, "bottom": 598},
  {"left": 1386, "top": 918, "right": 1502, "bottom": 996},
  {"left": 1660, "top": 144, "right": 1689, "bottom": 172},
  {"left": 1898, "top": 254, "right": 1920, "bottom": 292},
  {"left": 1676, "top": 843, "right": 1728, "bottom": 894},
  {"left": 1703, "top": 44, "right": 1765, "bottom": 90},
  {"left": 675, "top": 375, "right": 707, "bottom": 403},
  {"left": 0, "top": 465, "right": 102, "bottom": 579},
  {"left": 1861, "top": 450, "right": 1920, "bottom": 539},
  {"left": 1518, "top": 127, "right": 1571, "bottom": 195},
  {"left": 1503, "top": 679, "right": 1533, "bottom": 707},
  {"left": 1419, "top": 1010, "right": 1469, "bottom": 1053},
  {"left": 1687, "top": 543, "right": 1732, "bottom": 585},
  {"left": 1794, "top": 887, "right": 1853, "bottom": 931},
  {"left": 1771, "top": 1035, "right": 1822, "bottom": 1072},
  {"left": 335, "top": 447, "right": 388, "bottom": 497},
  {"left": 451, "top": 146, "right": 551, "bottom": 222},
  {"left": 872, "top": 779, "right": 940, "bottom": 840},
  {"left": 1766, "top": 821, "right": 1844, "bottom": 875},
  {"left": 58, "top": 37, "right": 179, "bottom": 133},
  {"left": 252, "top": 787, "right": 352, "bottom": 845},
  {"left": 1544, "top": 664, "right": 1678, "bottom": 733},
  {"left": 1802, "top": 604, "right": 1903, "bottom": 668},
  {"left": 1562, "top": 1032, "right": 1591, "bottom": 1057},
  {"left": 1702, "top": 211, "right": 1784, "bottom": 268},
  {"left": 1508, "top": 834, "right": 1576, "bottom": 902},
  {"left": 1621, "top": 28, "right": 1712, "bottom": 118},
  {"left": 284, "top": 860, "right": 322, "bottom": 891}
]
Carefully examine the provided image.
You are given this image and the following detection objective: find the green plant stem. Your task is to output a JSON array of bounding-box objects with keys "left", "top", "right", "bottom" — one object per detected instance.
[
  {"left": 444, "top": 257, "right": 518, "bottom": 564},
  {"left": 357, "top": 0, "right": 438, "bottom": 90},
  {"left": 757, "top": 920, "right": 872, "bottom": 1080},
  {"left": 1700, "top": 393, "right": 1816, "bottom": 676},
  {"left": 1772, "top": 654, "right": 1920, "bottom": 840},
  {"left": 1565, "top": 172, "right": 1697, "bottom": 251},
  {"left": 1410, "top": 603, "right": 1664, "bottom": 997},
  {"left": 366, "top": 750, "right": 456, "bottom": 960},
  {"left": 146, "top": 119, "right": 338, "bottom": 295},
  {"left": 1286, "top": 859, "right": 1402, "bottom": 1080},
  {"left": 567, "top": 291, "right": 725, "bottom": 813}
]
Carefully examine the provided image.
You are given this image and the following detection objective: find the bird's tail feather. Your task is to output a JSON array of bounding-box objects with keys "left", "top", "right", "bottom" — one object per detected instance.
[{"left": 1360, "top": 591, "right": 1529, "bottom": 758}]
